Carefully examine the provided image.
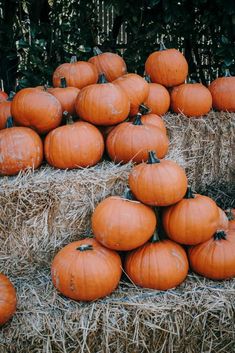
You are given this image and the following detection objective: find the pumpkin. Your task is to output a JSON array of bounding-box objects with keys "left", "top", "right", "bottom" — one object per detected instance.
[
  {"left": 106, "top": 115, "right": 169, "bottom": 164},
  {"left": 145, "top": 44, "right": 188, "bottom": 87},
  {"left": 124, "top": 231, "right": 189, "bottom": 290},
  {"left": 0, "top": 273, "right": 17, "bottom": 326},
  {"left": 188, "top": 229, "right": 235, "bottom": 280},
  {"left": 88, "top": 46, "right": 127, "bottom": 82},
  {"left": 162, "top": 187, "right": 219, "bottom": 245},
  {"left": 144, "top": 76, "right": 170, "bottom": 116},
  {"left": 0, "top": 90, "right": 8, "bottom": 102},
  {"left": 11, "top": 88, "right": 62, "bottom": 134},
  {"left": 113, "top": 73, "right": 149, "bottom": 116},
  {"left": 0, "top": 117, "right": 43, "bottom": 176},
  {"left": 75, "top": 74, "right": 130, "bottom": 126},
  {"left": 217, "top": 207, "right": 229, "bottom": 231},
  {"left": 0, "top": 91, "right": 14, "bottom": 130},
  {"left": 45, "top": 114, "right": 104, "bottom": 169},
  {"left": 171, "top": 83, "right": 212, "bottom": 117},
  {"left": 129, "top": 151, "right": 187, "bottom": 206},
  {"left": 209, "top": 70, "right": 235, "bottom": 112},
  {"left": 136, "top": 105, "right": 167, "bottom": 134},
  {"left": 53, "top": 56, "right": 98, "bottom": 89},
  {"left": 48, "top": 77, "right": 80, "bottom": 115},
  {"left": 51, "top": 238, "right": 122, "bottom": 301},
  {"left": 92, "top": 189, "right": 157, "bottom": 251}
]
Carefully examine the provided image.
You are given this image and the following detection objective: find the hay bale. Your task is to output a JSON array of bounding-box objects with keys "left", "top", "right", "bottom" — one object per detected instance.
[{"left": 1, "top": 271, "right": 235, "bottom": 353}]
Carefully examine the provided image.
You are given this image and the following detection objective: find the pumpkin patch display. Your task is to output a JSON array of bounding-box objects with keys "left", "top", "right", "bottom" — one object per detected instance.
[
  {"left": 129, "top": 151, "right": 187, "bottom": 206},
  {"left": 0, "top": 273, "right": 17, "bottom": 326},
  {"left": 0, "top": 91, "right": 14, "bottom": 130},
  {"left": 144, "top": 76, "right": 170, "bottom": 116},
  {"left": 51, "top": 238, "right": 122, "bottom": 301},
  {"left": 92, "top": 189, "right": 157, "bottom": 251},
  {"left": 209, "top": 70, "right": 235, "bottom": 112}
]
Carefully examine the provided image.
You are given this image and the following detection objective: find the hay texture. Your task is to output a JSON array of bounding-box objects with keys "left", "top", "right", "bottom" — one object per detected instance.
[{"left": 0, "top": 271, "right": 235, "bottom": 353}]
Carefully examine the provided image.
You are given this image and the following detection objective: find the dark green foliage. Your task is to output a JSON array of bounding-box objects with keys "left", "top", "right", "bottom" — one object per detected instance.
[{"left": 0, "top": 0, "right": 234, "bottom": 92}]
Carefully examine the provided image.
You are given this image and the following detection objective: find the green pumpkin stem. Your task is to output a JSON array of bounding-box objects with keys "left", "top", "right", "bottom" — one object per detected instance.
[
  {"left": 224, "top": 69, "right": 231, "bottom": 77},
  {"left": 76, "top": 244, "right": 93, "bottom": 251},
  {"left": 147, "top": 151, "right": 160, "bottom": 164},
  {"left": 6, "top": 116, "right": 14, "bottom": 128},
  {"left": 214, "top": 231, "right": 227, "bottom": 241},
  {"left": 7, "top": 91, "right": 15, "bottom": 101},
  {"left": 123, "top": 187, "right": 135, "bottom": 200},
  {"left": 70, "top": 56, "right": 77, "bottom": 63},
  {"left": 159, "top": 41, "right": 167, "bottom": 51},
  {"left": 139, "top": 104, "right": 151, "bottom": 115},
  {"left": 144, "top": 75, "right": 151, "bottom": 83},
  {"left": 60, "top": 77, "right": 67, "bottom": 88},
  {"left": 184, "top": 186, "right": 195, "bottom": 199},
  {"left": 93, "top": 46, "right": 103, "bottom": 56},
  {"left": 63, "top": 111, "right": 74, "bottom": 125},
  {"left": 132, "top": 113, "right": 143, "bottom": 125},
  {"left": 151, "top": 229, "right": 161, "bottom": 243},
  {"left": 98, "top": 73, "right": 108, "bottom": 84}
]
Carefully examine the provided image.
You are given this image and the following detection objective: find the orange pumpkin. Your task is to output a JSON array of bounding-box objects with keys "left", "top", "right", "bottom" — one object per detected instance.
[
  {"left": 0, "top": 273, "right": 17, "bottom": 326},
  {"left": 113, "top": 73, "right": 149, "bottom": 116},
  {"left": 11, "top": 88, "right": 62, "bottom": 134},
  {"left": 144, "top": 76, "right": 170, "bottom": 116},
  {"left": 45, "top": 114, "right": 104, "bottom": 169},
  {"left": 129, "top": 151, "right": 187, "bottom": 206},
  {"left": 53, "top": 56, "right": 98, "bottom": 89},
  {"left": 51, "top": 238, "right": 122, "bottom": 301},
  {"left": 217, "top": 207, "right": 229, "bottom": 231},
  {"left": 0, "top": 90, "right": 8, "bottom": 102},
  {"left": 162, "top": 187, "right": 219, "bottom": 245},
  {"left": 145, "top": 46, "right": 188, "bottom": 87},
  {"left": 125, "top": 231, "right": 189, "bottom": 290},
  {"left": 106, "top": 115, "right": 169, "bottom": 164},
  {"left": 75, "top": 74, "right": 130, "bottom": 126},
  {"left": 0, "top": 92, "right": 14, "bottom": 130},
  {"left": 88, "top": 47, "right": 127, "bottom": 82},
  {"left": 209, "top": 70, "right": 235, "bottom": 112},
  {"left": 188, "top": 229, "right": 235, "bottom": 280},
  {"left": 136, "top": 105, "right": 167, "bottom": 134},
  {"left": 92, "top": 189, "right": 157, "bottom": 251}
]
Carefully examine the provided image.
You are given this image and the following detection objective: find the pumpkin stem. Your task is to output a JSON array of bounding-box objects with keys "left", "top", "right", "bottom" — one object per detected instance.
[
  {"left": 63, "top": 111, "right": 74, "bottom": 125},
  {"left": 98, "top": 73, "right": 108, "bottom": 84},
  {"left": 224, "top": 69, "right": 231, "bottom": 77},
  {"left": 214, "top": 231, "right": 227, "bottom": 241},
  {"left": 139, "top": 104, "right": 151, "bottom": 115},
  {"left": 76, "top": 244, "right": 93, "bottom": 251},
  {"left": 184, "top": 186, "right": 195, "bottom": 199},
  {"left": 6, "top": 116, "right": 14, "bottom": 128},
  {"left": 123, "top": 187, "right": 135, "bottom": 200},
  {"left": 60, "top": 77, "right": 67, "bottom": 88},
  {"left": 132, "top": 113, "right": 143, "bottom": 125},
  {"left": 147, "top": 151, "right": 160, "bottom": 164},
  {"left": 151, "top": 229, "right": 161, "bottom": 243},
  {"left": 159, "top": 41, "right": 167, "bottom": 51},
  {"left": 70, "top": 56, "right": 77, "bottom": 63},
  {"left": 7, "top": 91, "right": 15, "bottom": 101},
  {"left": 144, "top": 75, "right": 151, "bottom": 83},
  {"left": 93, "top": 46, "right": 103, "bottom": 56}
]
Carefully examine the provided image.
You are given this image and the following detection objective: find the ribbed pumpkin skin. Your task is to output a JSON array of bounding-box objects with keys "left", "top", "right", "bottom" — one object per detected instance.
[
  {"left": 0, "top": 100, "right": 11, "bottom": 129},
  {"left": 106, "top": 122, "right": 169, "bottom": 164},
  {"left": 0, "top": 91, "right": 8, "bottom": 102},
  {"left": 135, "top": 113, "right": 167, "bottom": 134},
  {"left": 188, "top": 229, "right": 235, "bottom": 280},
  {"left": 171, "top": 83, "right": 212, "bottom": 117},
  {"left": 48, "top": 87, "right": 80, "bottom": 115},
  {"left": 162, "top": 194, "right": 219, "bottom": 245},
  {"left": 53, "top": 61, "right": 98, "bottom": 89},
  {"left": 0, "top": 273, "right": 17, "bottom": 326},
  {"left": 217, "top": 207, "right": 229, "bottom": 231},
  {"left": 144, "top": 83, "right": 170, "bottom": 116},
  {"left": 11, "top": 88, "right": 62, "bottom": 134},
  {"left": 125, "top": 239, "right": 189, "bottom": 290},
  {"left": 75, "top": 83, "right": 130, "bottom": 126},
  {"left": 0, "top": 127, "right": 43, "bottom": 176},
  {"left": 209, "top": 76, "right": 235, "bottom": 112},
  {"left": 51, "top": 238, "right": 122, "bottom": 301},
  {"left": 88, "top": 52, "right": 127, "bottom": 81},
  {"left": 113, "top": 74, "right": 149, "bottom": 116},
  {"left": 92, "top": 196, "right": 157, "bottom": 251},
  {"left": 45, "top": 121, "right": 104, "bottom": 169},
  {"left": 129, "top": 160, "right": 187, "bottom": 206},
  {"left": 145, "top": 49, "right": 188, "bottom": 87}
]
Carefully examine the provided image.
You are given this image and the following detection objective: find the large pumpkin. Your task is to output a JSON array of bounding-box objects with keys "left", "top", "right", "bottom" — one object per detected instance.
[
  {"left": 209, "top": 70, "right": 235, "bottom": 112},
  {"left": 11, "top": 88, "right": 62, "bottom": 134},
  {"left": 125, "top": 231, "right": 189, "bottom": 290},
  {"left": 88, "top": 47, "right": 127, "bottom": 82},
  {"left": 75, "top": 74, "right": 130, "bottom": 126},
  {"left": 106, "top": 115, "right": 169, "bottom": 164},
  {"left": 171, "top": 83, "right": 212, "bottom": 117},
  {"left": 113, "top": 73, "right": 149, "bottom": 116},
  {"left": 0, "top": 118, "right": 43, "bottom": 176},
  {"left": 92, "top": 189, "right": 157, "bottom": 251},
  {"left": 45, "top": 115, "right": 104, "bottom": 169},
  {"left": 162, "top": 187, "right": 219, "bottom": 245},
  {"left": 188, "top": 229, "right": 235, "bottom": 280},
  {"left": 129, "top": 151, "right": 187, "bottom": 206},
  {"left": 144, "top": 76, "right": 170, "bottom": 116},
  {"left": 0, "top": 90, "right": 8, "bottom": 102},
  {"left": 0, "top": 273, "right": 17, "bottom": 326},
  {"left": 53, "top": 56, "right": 98, "bottom": 89},
  {"left": 0, "top": 92, "right": 14, "bottom": 130},
  {"left": 145, "top": 46, "right": 188, "bottom": 87},
  {"left": 51, "top": 238, "right": 122, "bottom": 301}
]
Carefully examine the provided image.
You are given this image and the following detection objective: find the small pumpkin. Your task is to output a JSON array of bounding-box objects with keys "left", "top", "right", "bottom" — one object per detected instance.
[
  {"left": 162, "top": 187, "right": 219, "bottom": 245},
  {"left": 53, "top": 56, "right": 98, "bottom": 89},
  {"left": 11, "top": 88, "right": 62, "bottom": 134},
  {"left": 75, "top": 74, "right": 130, "bottom": 126},
  {"left": 129, "top": 151, "right": 187, "bottom": 206},
  {"left": 0, "top": 117, "right": 43, "bottom": 176},
  {"left": 209, "top": 69, "right": 235, "bottom": 112},
  {"left": 88, "top": 47, "right": 127, "bottom": 82},
  {"left": 144, "top": 76, "right": 170, "bottom": 116},
  {"left": 125, "top": 231, "right": 189, "bottom": 290},
  {"left": 0, "top": 91, "right": 14, "bottom": 130},
  {"left": 145, "top": 44, "right": 188, "bottom": 87},
  {"left": 0, "top": 90, "right": 8, "bottom": 102},
  {"left": 0, "top": 273, "right": 17, "bottom": 326},
  {"left": 113, "top": 73, "right": 149, "bottom": 116},
  {"left": 45, "top": 114, "right": 104, "bottom": 169},
  {"left": 106, "top": 115, "right": 169, "bottom": 164},
  {"left": 188, "top": 229, "right": 235, "bottom": 280},
  {"left": 51, "top": 238, "right": 122, "bottom": 301},
  {"left": 92, "top": 189, "right": 157, "bottom": 251},
  {"left": 217, "top": 207, "right": 229, "bottom": 231}
]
